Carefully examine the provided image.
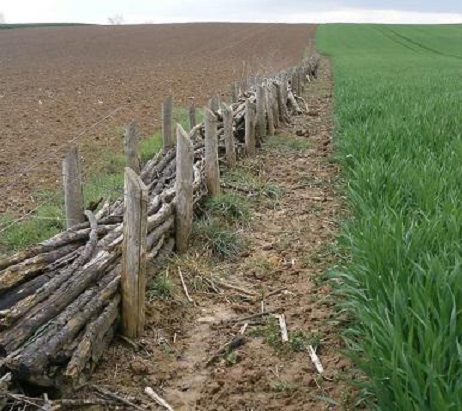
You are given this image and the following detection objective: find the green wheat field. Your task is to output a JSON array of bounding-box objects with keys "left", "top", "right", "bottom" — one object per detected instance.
[{"left": 318, "top": 24, "right": 462, "bottom": 410}]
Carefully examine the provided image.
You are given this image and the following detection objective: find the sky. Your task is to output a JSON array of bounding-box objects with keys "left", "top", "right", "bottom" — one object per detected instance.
[{"left": 2, "top": 0, "right": 462, "bottom": 25}]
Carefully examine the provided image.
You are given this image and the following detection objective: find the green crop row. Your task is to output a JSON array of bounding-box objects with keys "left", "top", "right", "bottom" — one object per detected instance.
[{"left": 317, "top": 24, "right": 462, "bottom": 410}]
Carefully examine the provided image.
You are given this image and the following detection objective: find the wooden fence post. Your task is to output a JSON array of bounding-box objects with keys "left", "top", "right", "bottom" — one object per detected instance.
[
  {"left": 245, "top": 100, "right": 256, "bottom": 157},
  {"left": 188, "top": 97, "right": 196, "bottom": 130},
  {"left": 205, "top": 108, "right": 220, "bottom": 197},
  {"left": 256, "top": 84, "right": 267, "bottom": 141},
  {"left": 124, "top": 122, "right": 140, "bottom": 175},
  {"left": 231, "top": 82, "right": 239, "bottom": 104},
  {"left": 280, "top": 74, "right": 291, "bottom": 120},
  {"left": 240, "top": 79, "right": 247, "bottom": 95},
  {"left": 292, "top": 69, "right": 299, "bottom": 96},
  {"left": 299, "top": 66, "right": 305, "bottom": 93},
  {"left": 63, "top": 146, "right": 85, "bottom": 229},
  {"left": 121, "top": 167, "right": 148, "bottom": 339},
  {"left": 162, "top": 95, "right": 174, "bottom": 150},
  {"left": 175, "top": 124, "right": 194, "bottom": 253},
  {"left": 282, "top": 72, "right": 289, "bottom": 106},
  {"left": 209, "top": 95, "right": 220, "bottom": 113},
  {"left": 271, "top": 83, "right": 280, "bottom": 129},
  {"left": 222, "top": 103, "right": 236, "bottom": 168},
  {"left": 274, "top": 81, "right": 286, "bottom": 123},
  {"left": 266, "top": 84, "right": 275, "bottom": 136}
]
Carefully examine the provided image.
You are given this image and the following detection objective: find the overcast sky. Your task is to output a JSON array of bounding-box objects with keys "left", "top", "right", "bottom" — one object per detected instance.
[{"left": 2, "top": 0, "right": 462, "bottom": 25}]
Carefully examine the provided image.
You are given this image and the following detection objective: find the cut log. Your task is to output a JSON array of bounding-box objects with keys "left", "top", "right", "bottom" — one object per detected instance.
[{"left": 63, "top": 295, "right": 120, "bottom": 385}]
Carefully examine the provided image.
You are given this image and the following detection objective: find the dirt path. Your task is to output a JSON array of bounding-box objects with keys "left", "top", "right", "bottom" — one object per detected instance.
[{"left": 87, "top": 58, "right": 356, "bottom": 410}]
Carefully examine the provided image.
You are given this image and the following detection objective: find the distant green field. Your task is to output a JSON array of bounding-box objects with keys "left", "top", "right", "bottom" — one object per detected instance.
[
  {"left": 317, "top": 24, "right": 462, "bottom": 410},
  {"left": 0, "top": 23, "right": 91, "bottom": 30}
]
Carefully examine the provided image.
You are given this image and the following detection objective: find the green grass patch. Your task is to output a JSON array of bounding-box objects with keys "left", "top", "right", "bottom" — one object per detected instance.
[
  {"left": 265, "top": 134, "right": 311, "bottom": 153},
  {"left": 147, "top": 271, "right": 173, "bottom": 300},
  {"left": 271, "top": 380, "right": 298, "bottom": 394},
  {"left": 0, "top": 204, "right": 64, "bottom": 252},
  {"left": 0, "top": 132, "right": 163, "bottom": 254},
  {"left": 173, "top": 106, "right": 205, "bottom": 131},
  {"left": 204, "top": 193, "right": 250, "bottom": 222},
  {"left": 192, "top": 218, "right": 242, "bottom": 259},
  {"left": 318, "top": 24, "right": 462, "bottom": 410},
  {"left": 224, "top": 350, "right": 238, "bottom": 366},
  {"left": 223, "top": 167, "right": 283, "bottom": 202},
  {"left": 84, "top": 132, "right": 163, "bottom": 205},
  {"left": 140, "top": 132, "right": 163, "bottom": 164}
]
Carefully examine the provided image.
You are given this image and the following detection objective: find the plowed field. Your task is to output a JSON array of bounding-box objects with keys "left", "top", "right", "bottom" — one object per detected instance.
[{"left": 0, "top": 23, "right": 315, "bottom": 215}]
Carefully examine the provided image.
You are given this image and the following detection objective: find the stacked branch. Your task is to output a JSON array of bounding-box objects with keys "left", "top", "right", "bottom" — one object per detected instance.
[
  {"left": 0, "top": 159, "right": 203, "bottom": 390},
  {"left": 0, "top": 55, "right": 319, "bottom": 392}
]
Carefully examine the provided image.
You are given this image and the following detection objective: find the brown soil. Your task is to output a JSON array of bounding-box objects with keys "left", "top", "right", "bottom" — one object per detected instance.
[
  {"left": 0, "top": 23, "right": 314, "bottom": 215},
  {"left": 85, "top": 58, "right": 359, "bottom": 410}
]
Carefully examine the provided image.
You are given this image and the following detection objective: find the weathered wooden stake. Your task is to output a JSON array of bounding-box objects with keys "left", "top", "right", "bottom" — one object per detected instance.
[
  {"left": 175, "top": 124, "right": 194, "bottom": 253},
  {"left": 280, "top": 74, "right": 292, "bottom": 120},
  {"left": 63, "top": 146, "right": 85, "bottom": 229},
  {"left": 162, "top": 95, "right": 174, "bottom": 150},
  {"left": 281, "top": 73, "right": 289, "bottom": 106},
  {"left": 266, "top": 85, "right": 275, "bottom": 136},
  {"left": 121, "top": 167, "right": 148, "bottom": 339},
  {"left": 292, "top": 70, "right": 299, "bottom": 96},
  {"left": 124, "top": 122, "right": 140, "bottom": 175},
  {"left": 188, "top": 97, "right": 196, "bottom": 131},
  {"left": 222, "top": 103, "right": 236, "bottom": 168},
  {"left": 245, "top": 100, "right": 256, "bottom": 157},
  {"left": 240, "top": 79, "right": 247, "bottom": 95},
  {"left": 299, "top": 66, "right": 305, "bottom": 93},
  {"left": 274, "top": 82, "right": 284, "bottom": 121},
  {"left": 256, "top": 84, "right": 267, "bottom": 140},
  {"left": 204, "top": 108, "right": 220, "bottom": 196},
  {"left": 208, "top": 95, "right": 220, "bottom": 113},
  {"left": 272, "top": 83, "right": 280, "bottom": 129},
  {"left": 231, "top": 82, "right": 239, "bottom": 104}
]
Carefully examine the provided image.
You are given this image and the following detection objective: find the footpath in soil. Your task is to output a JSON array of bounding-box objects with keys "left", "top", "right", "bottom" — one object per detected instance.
[{"left": 87, "top": 58, "right": 358, "bottom": 410}]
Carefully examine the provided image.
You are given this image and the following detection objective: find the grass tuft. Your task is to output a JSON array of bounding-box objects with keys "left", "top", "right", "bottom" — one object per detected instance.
[
  {"left": 223, "top": 167, "right": 283, "bottom": 206},
  {"left": 193, "top": 218, "right": 242, "bottom": 259},
  {"left": 266, "top": 134, "right": 311, "bottom": 153},
  {"left": 147, "top": 272, "right": 173, "bottom": 299},
  {"left": 271, "top": 380, "right": 298, "bottom": 394},
  {"left": 204, "top": 193, "right": 250, "bottom": 222}
]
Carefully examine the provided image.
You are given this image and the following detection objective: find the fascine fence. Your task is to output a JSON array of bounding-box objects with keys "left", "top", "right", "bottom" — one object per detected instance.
[{"left": 0, "top": 54, "right": 319, "bottom": 392}]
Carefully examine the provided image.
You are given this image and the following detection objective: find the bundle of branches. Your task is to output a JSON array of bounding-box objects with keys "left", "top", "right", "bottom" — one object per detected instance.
[
  {"left": 0, "top": 55, "right": 319, "bottom": 394},
  {"left": 0, "top": 143, "right": 206, "bottom": 392}
]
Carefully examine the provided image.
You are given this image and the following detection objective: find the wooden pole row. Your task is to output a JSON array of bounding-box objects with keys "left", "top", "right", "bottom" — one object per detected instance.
[
  {"left": 59, "top": 56, "right": 315, "bottom": 341},
  {"left": 0, "top": 56, "right": 319, "bottom": 391}
]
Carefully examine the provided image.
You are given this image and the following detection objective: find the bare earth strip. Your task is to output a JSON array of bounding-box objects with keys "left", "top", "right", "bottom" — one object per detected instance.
[
  {"left": 87, "top": 58, "right": 358, "bottom": 410},
  {"left": 0, "top": 23, "right": 314, "bottom": 215}
]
